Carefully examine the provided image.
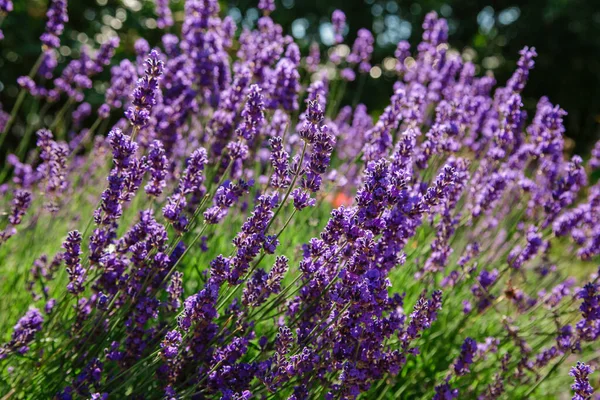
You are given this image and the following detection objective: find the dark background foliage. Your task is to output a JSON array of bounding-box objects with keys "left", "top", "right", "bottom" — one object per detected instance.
[{"left": 1, "top": 0, "right": 600, "bottom": 154}]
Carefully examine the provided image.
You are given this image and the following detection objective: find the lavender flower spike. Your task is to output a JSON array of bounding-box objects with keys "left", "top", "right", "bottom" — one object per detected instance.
[
  {"left": 145, "top": 140, "right": 168, "bottom": 197},
  {"left": 236, "top": 84, "right": 266, "bottom": 141},
  {"left": 332, "top": 10, "right": 346, "bottom": 44},
  {"left": 0, "top": 308, "right": 44, "bottom": 359},
  {"left": 570, "top": 362, "right": 594, "bottom": 400},
  {"left": 155, "top": 0, "right": 174, "bottom": 29},
  {"left": 348, "top": 28, "right": 374, "bottom": 73},
  {"left": 125, "top": 49, "right": 164, "bottom": 130},
  {"left": 9, "top": 189, "right": 32, "bottom": 226},
  {"left": 40, "top": 0, "right": 68, "bottom": 49},
  {"left": 454, "top": 337, "right": 477, "bottom": 376},
  {"left": 63, "top": 230, "right": 86, "bottom": 294}
]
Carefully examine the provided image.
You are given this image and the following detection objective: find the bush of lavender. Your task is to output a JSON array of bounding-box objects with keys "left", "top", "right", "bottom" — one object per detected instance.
[{"left": 1, "top": 1, "right": 599, "bottom": 399}]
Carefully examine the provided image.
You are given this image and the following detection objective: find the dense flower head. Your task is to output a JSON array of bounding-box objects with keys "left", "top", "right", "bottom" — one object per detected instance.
[
  {"left": 204, "top": 179, "right": 253, "bottom": 224},
  {"left": 35, "top": 129, "right": 69, "bottom": 201},
  {"left": 38, "top": 50, "right": 58, "bottom": 79},
  {"left": 104, "top": 59, "right": 137, "bottom": 110},
  {"left": 236, "top": 84, "right": 266, "bottom": 141},
  {"left": 570, "top": 362, "right": 594, "bottom": 400},
  {"left": 94, "top": 37, "right": 120, "bottom": 73},
  {"left": 63, "top": 230, "right": 86, "bottom": 294},
  {"left": 178, "top": 147, "right": 208, "bottom": 195},
  {"left": 9, "top": 189, "right": 32, "bottom": 226},
  {"left": 332, "top": 10, "right": 346, "bottom": 44},
  {"left": 267, "top": 57, "right": 300, "bottom": 111},
  {"left": 406, "top": 290, "right": 443, "bottom": 339},
  {"left": 348, "top": 28, "right": 374, "bottom": 73},
  {"left": 507, "top": 46, "right": 537, "bottom": 93},
  {"left": 0, "top": 308, "right": 43, "bottom": 359},
  {"left": 576, "top": 282, "right": 600, "bottom": 341},
  {"left": 125, "top": 49, "right": 164, "bottom": 129},
  {"left": 155, "top": 0, "right": 173, "bottom": 29},
  {"left": 269, "top": 136, "right": 291, "bottom": 189},
  {"left": 454, "top": 337, "right": 477, "bottom": 376},
  {"left": 145, "top": 140, "right": 168, "bottom": 197},
  {"left": 40, "top": 0, "right": 68, "bottom": 49}
]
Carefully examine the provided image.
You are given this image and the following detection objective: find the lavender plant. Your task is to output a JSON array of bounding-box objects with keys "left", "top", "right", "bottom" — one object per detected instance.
[{"left": 0, "top": 2, "right": 599, "bottom": 399}]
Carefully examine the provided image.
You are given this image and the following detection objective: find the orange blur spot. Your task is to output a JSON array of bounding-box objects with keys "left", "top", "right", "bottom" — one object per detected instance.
[{"left": 332, "top": 192, "right": 353, "bottom": 208}]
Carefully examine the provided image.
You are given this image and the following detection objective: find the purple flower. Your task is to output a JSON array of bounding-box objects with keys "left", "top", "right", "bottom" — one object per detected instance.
[
  {"left": 590, "top": 140, "right": 600, "bottom": 170},
  {"left": 63, "top": 230, "right": 86, "bottom": 294},
  {"left": 291, "top": 188, "right": 316, "bottom": 211},
  {"left": 44, "top": 299, "right": 56, "bottom": 314},
  {"left": 471, "top": 269, "right": 499, "bottom": 311},
  {"left": 167, "top": 271, "right": 184, "bottom": 311},
  {"left": 0, "top": 0, "right": 12, "bottom": 13},
  {"left": 422, "top": 11, "right": 447, "bottom": 46},
  {"left": 298, "top": 99, "right": 336, "bottom": 193},
  {"left": 363, "top": 87, "right": 405, "bottom": 162},
  {"left": 267, "top": 256, "right": 288, "bottom": 293},
  {"left": 181, "top": 0, "right": 229, "bottom": 95},
  {"left": 104, "top": 59, "right": 137, "bottom": 110},
  {"left": 269, "top": 136, "right": 291, "bottom": 189},
  {"left": 38, "top": 50, "right": 58, "bottom": 79},
  {"left": 93, "top": 37, "right": 120, "bottom": 73},
  {"left": 162, "top": 147, "right": 208, "bottom": 230},
  {"left": 508, "top": 226, "right": 543, "bottom": 269},
  {"left": 108, "top": 128, "right": 139, "bottom": 172},
  {"left": 570, "top": 362, "right": 594, "bottom": 400},
  {"left": 340, "top": 68, "right": 356, "bottom": 81},
  {"left": 0, "top": 308, "right": 44, "bottom": 359},
  {"left": 204, "top": 179, "right": 253, "bottom": 225},
  {"left": 36, "top": 129, "right": 68, "bottom": 209},
  {"left": 72, "top": 102, "right": 91, "bottom": 129},
  {"left": 507, "top": 46, "right": 537, "bottom": 93},
  {"left": 179, "top": 148, "right": 208, "bottom": 195},
  {"left": 433, "top": 381, "right": 458, "bottom": 400},
  {"left": 8, "top": 189, "right": 32, "bottom": 226},
  {"left": 332, "top": 10, "right": 346, "bottom": 44},
  {"left": 267, "top": 58, "right": 301, "bottom": 111},
  {"left": 236, "top": 84, "right": 265, "bottom": 141},
  {"left": 348, "top": 28, "right": 374, "bottom": 73},
  {"left": 258, "top": 0, "right": 275, "bottom": 13},
  {"left": 145, "top": 140, "right": 168, "bottom": 197},
  {"left": 305, "top": 42, "right": 320, "bottom": 73},
  {"left": 125, "top": 50, "right": 164, "bottom": 129},
  {"left": 40, "top": 0, "right": 68, "bottom": 49},
  {"left": 576, "top": 282, "right": 600, "bottom": 341},
  {"left": 90, "top": 129, "right": 141, "bottom": 258},
  {"left": 242, "top": 255, "right": 288, "bottom": 307},
  {"left": 454, "top": 337, "right": 477, "bottom": 376},
  {"left": 406, "top": 290, "right": 443, "bottom": 340},
  {"left": 0, "top": 0, "right": 13, "bottom": 38},
  {"left": 395, "top": 41, "right": 410, "bottom": 72},
  {"left": 161, "top": 330, "right": 182, "bottom": 360},
  {"left": 228, "top": 192, "right": 279, "bottom": 283},
  {"left": 155, "top": 0, "right": 173, "bottom": 29}
]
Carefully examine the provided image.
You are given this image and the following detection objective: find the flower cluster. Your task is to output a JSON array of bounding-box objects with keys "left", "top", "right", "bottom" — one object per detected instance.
[{"left": 0, "top": 5, "right": 599, "bottom": 400}]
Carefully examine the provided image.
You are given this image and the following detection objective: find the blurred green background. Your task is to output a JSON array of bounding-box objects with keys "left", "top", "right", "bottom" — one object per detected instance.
[{"left": 1, "top": 0, "right": 600, "bottom": 154}]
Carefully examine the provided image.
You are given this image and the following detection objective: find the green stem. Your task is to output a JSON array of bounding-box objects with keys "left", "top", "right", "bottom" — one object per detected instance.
[
  {"left": 49, "top": 97, "right": 75, "bottom": 135},
  {"left": 0, "top": 53, "right": 44, "bottom": 150}
]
